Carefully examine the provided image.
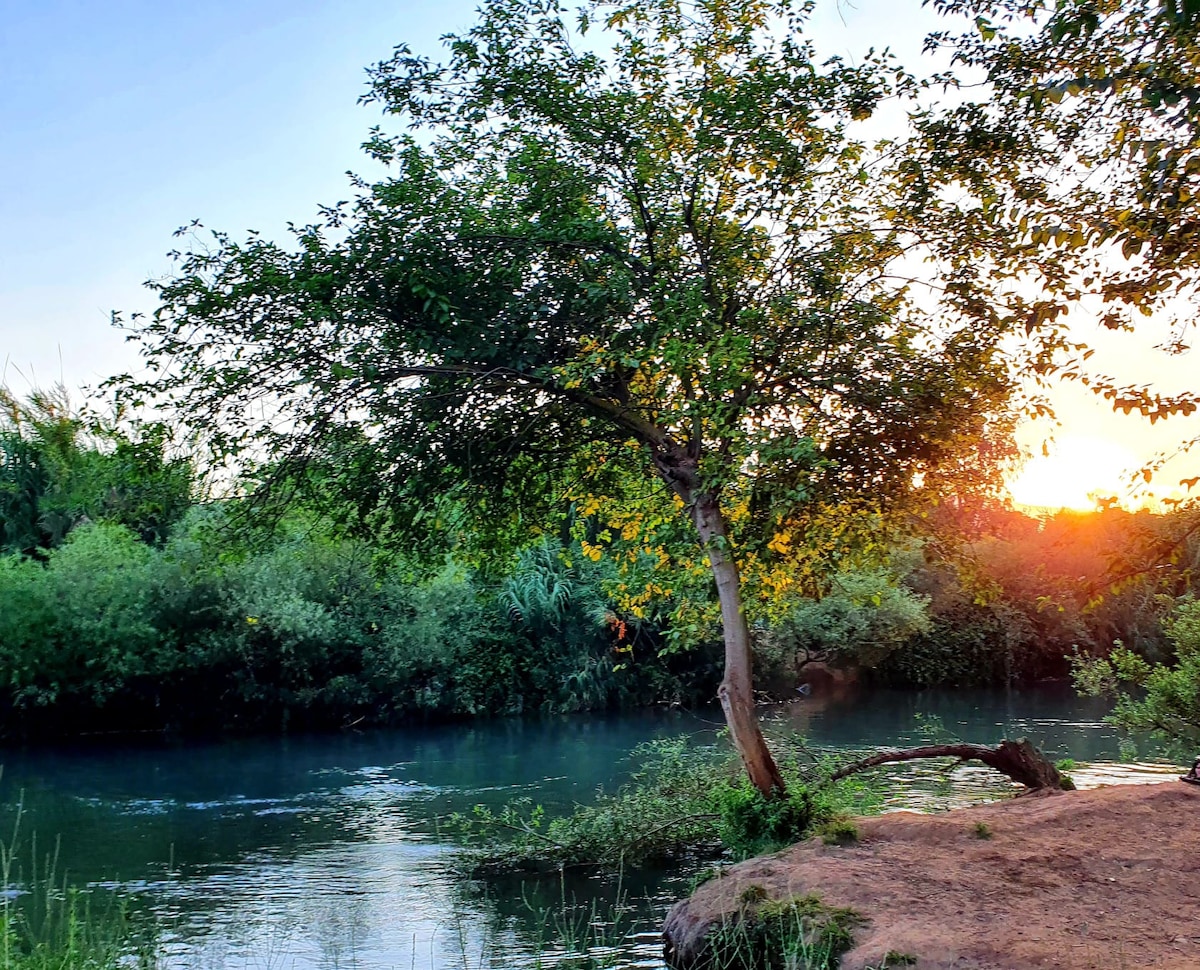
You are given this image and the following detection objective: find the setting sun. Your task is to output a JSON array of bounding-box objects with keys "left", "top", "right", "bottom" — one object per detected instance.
[{"left": 1008, "top": 435, "right": 1140, "bottom": 511}]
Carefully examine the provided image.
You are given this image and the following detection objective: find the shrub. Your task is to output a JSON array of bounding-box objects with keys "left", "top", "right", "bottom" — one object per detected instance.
[
  {"left": 705, "top": 894, "right": 861, "bottom": 970},
  {"left": 713, "top": 783, "right": 816, "bottom": 858},
  {"left": 1073, "top": 597, "right": 1200, "bottom": 751},
  {"left": 757, "top": 566, "right": 931, "bottom": 689},
  {"left": 452, "top": 736, "right": 884, "bottom": 874}
]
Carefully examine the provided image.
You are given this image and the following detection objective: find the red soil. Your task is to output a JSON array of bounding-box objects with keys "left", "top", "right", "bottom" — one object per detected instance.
[{"left": 664, "top": 781, "right": 1200, "bottom": 969}]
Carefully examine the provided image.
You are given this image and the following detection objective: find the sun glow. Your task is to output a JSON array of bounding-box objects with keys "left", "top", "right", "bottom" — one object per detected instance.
[{"left": 1008, "top": 435, "right": 1140, "bottom": 512}]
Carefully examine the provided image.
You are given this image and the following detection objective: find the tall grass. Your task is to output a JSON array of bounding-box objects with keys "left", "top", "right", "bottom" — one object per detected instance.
[{"left": 0, "top": 789, "right": 157, "bottom": 970}]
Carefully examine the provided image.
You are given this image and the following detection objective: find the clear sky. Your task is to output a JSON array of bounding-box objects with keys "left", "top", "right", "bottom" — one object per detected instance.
[
  {"left": 1, "top": 0, "right": 479, "bottom": 388},
  {"left": 1, "top": 0, "right": 1195, "bottom": 504}
]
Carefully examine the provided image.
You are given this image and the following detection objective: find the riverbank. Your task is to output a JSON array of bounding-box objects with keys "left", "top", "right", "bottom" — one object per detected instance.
[{"left": 664, "top": 781, "right": 1200, "bottom": 969}]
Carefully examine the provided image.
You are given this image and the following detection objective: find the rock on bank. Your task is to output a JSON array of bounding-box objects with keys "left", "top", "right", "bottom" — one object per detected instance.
[{"left": 664, "top": 782, "right": 1200, "bottom": 969}]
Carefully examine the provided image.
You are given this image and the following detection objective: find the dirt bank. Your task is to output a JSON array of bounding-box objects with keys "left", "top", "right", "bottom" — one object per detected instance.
[{"left": 664, "top": 781, "right": 1200, "bottom": 969}]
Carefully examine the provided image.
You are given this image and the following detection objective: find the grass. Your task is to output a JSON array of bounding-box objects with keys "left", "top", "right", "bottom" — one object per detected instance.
[
  {"left": 703, "top": 893, "right": 863, "bottom": 970},
  {"left": 818, "top": 818, "right": 860, "bottom": 846},
  {"left": 0, "top": 788, "right": 157, "bottom": 970}
]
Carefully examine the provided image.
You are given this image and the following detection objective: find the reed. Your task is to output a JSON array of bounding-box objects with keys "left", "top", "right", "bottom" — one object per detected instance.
[{"left": 0, "top": 786, "right": 158, "bottom": 970}]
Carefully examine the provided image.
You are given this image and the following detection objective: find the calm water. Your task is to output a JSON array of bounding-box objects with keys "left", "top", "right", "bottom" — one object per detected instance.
[{"left": 0, "top": 687, "right": 1178, "bottom": 969}]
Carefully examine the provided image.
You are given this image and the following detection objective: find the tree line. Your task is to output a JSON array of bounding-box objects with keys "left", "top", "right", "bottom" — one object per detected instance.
[{"left": 2, "top": 392, "right": 1197, "bottom": 741}]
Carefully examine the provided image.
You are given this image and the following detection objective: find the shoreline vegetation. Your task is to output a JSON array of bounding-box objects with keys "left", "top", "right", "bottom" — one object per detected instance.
[
  {"left": 1, "top": 398, "right": 1197, "bottom": 742},
  {"left": 0, "top": 502, "right": 1196, "bottom": 745}
]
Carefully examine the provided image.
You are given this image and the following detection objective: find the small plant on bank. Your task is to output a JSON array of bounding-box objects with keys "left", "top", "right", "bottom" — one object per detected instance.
[
  {"left": 738, "top": 885, "right": 769, "bottom": 906},
  {"left": 713, "top": 782, "right": 817, "bottom": 858},
  {"left": 973, "top": 821, "right": 993, "bottom": 840},
  {"left": 1054, "top": 759, "right": 1078, "bottom": 791},
  {"left": 818, "top": 818, "right": 860, "bottom": 846},
  {"left": 706, "top": 893, "right": 862, "bottom": 970},
  {"left": 690, "top": 867, "right": 726, "bottom": 893}
]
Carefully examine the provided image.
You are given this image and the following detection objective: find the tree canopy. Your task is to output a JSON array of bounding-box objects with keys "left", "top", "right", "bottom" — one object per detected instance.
[
  {"left": 120, "top": 0, "right": 1025, "bottom": 794},
  {"left": 922, "top": 0, "right": 1200, "bottom": 442}
]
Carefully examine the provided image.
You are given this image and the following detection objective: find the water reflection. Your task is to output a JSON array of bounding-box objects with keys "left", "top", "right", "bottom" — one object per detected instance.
[{"left": 0, "top": 687, "right": 1181, "bottom": 969}]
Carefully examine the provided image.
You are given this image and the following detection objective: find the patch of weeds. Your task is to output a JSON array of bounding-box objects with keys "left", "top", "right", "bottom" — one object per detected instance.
[
  {"left": 972, "top": 821, "right": 992, "bottom": 840},
  {"left": 689, "top": 866, "right": 725, "bottom": 893},
  {"left": 704, "top": 893, "right": 861, "bottom": 970},
  {"left": 1054, "top": 759, "right": 1078, "bottom": 790},
  {"left": 876, "top": 952, "right": 919, "bottom": 967},
  {"left": 738, "top": 884, "right": 768, "bottom": 905},
  {"left": 818, "top": 818, "right": 860, "bottom": 846},
  {"left": 713, "top": 783, "right": 815, "bottom": 858}
]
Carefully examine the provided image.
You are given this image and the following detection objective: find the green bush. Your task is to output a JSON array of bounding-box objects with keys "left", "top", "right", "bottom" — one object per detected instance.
[
  {"left": 712, "top": 783, "right": 815, "bottom": 858},
  {"left": 1073, "top": 597, "right": 1200, "bottom": 751},
  {"left": 452, "top": 737, "right": 735, "bottom": 871},
  {"left": 704, "top": 894, "right": 861, "bottom": 970},
  {"left": 757, "top": 566, "right": 930, "bottom": 689},
  {"left": 0, "top": 524, "right": 168, "bottom": 715},
  {"left": 452, "top": 736, "right": 882, "bottom": 873},
  {"left": 0, "top": 511, "right": 716, "bottom": 736}
]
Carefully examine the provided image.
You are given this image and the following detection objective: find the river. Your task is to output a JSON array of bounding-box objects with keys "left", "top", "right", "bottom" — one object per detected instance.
[{"left": 0, "top": 686, "right": 1178, "bottom": 969}]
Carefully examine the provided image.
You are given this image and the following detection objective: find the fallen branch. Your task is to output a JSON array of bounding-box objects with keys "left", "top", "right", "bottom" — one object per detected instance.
[{"left": 830, "top": 738, "right": 1066, "bottom": 791}]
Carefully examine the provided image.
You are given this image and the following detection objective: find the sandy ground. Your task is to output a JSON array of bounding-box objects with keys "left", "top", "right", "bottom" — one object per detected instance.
[{"left": 663, "top": 781, "right": 1200, "bottom": 969}]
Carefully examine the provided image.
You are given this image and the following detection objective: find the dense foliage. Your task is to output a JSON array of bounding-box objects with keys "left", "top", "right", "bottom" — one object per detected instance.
[
  {"left": 0, "top": 396, "right": 1197, "bottom": 736},
  {"left": 1074, "top": 597, "right": 1200, "bottom": 751},
  {"left": 0, "top": 511, "right": 727, "bottom": 736},
  {"left": 0, "top": 386, "right": 191, "bottom": 555},
  {"left": 921, "top": 0, "right": 1200, "bottom": 430},
  {"left": 450, "top": 736, "right": 883, "bottom": 873}
]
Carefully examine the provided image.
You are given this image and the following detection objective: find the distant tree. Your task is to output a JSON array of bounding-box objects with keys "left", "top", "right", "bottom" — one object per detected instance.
[
  {"left": 0, "top": 386, "right": 192, "bottom": 553},
  {"left": 118, "top": 0, "right": 1016, "bottom": 795}
]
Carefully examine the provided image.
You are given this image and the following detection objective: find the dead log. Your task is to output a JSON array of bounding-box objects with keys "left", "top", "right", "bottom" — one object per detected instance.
[{"left": 829, "top": 738, "right": 1067, "bottom": 791}]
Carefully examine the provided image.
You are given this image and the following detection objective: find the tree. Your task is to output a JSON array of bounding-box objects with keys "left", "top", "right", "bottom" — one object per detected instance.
[
  {"left": 921, "top": 0, "right": 1200, "bottom": 442},
  {"left": 0, "top": 386, "right": 193, "bottom": 554},
  {"left": 119, "top": 0, "right": 1016, "bottom": 796}
]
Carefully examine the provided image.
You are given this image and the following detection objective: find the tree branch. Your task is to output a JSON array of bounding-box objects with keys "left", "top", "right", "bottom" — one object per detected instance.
[{"left": 830, "top": 739, "right": 1066, "bottom": 791}]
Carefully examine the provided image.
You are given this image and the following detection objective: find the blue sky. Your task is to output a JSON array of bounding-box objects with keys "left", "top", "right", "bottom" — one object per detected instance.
[
  {"left": 1, "top": 0, "right": 479, "bottom": 388},
  {"left": 1, "top": 0, "right": 1194, "bottom": 501},
  {"left": 0, "top": 0, "right": 942, "bottom": 392}
]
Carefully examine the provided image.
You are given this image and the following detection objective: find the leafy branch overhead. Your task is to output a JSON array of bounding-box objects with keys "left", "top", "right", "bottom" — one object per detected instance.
[
  {"left": 120, "top": 0, "right": 1013, "bottom": 529},
  {"left": 924, "top": 0, "right": 1200, "bottom": 440}
]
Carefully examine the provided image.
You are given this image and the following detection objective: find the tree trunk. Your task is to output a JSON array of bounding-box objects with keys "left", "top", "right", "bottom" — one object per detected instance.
[
  {"left": 829, "top": 739, "right": 1067, "bottom": 791},
  {"left": 691, "top": 493, "right": 787, "bottom": 798}
]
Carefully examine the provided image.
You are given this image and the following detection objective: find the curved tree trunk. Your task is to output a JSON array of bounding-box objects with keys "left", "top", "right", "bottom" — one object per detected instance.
[
  {"left": 691, "top": 493, "right": 787, "bottom": 797},
  {"left": 830, "top": 739, "right": 1066, "bottom": 791}
]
